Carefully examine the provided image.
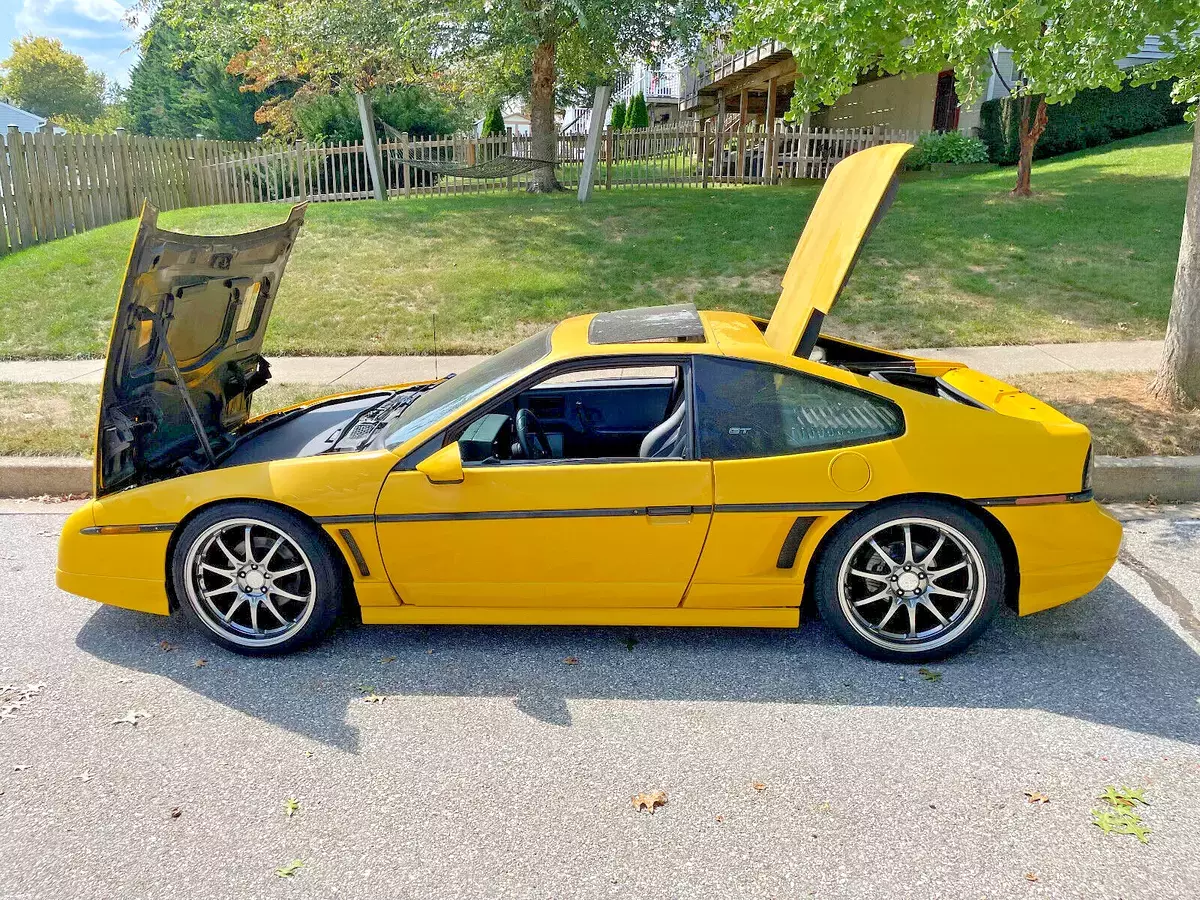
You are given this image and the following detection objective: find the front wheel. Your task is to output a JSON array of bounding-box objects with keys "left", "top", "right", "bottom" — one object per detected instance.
[
  {"left": 171, "top": 502, "right": 343, "bottom": 656},
  {"left": 812, "top": 501, "right": 1005, "bottom": 662}
]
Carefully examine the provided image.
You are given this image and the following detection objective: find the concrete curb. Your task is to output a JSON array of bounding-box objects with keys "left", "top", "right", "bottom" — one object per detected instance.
[
  {"left": 1093, "top": 455, "right": 1200, "bottom": 503},
  {"left": 0, "top": 456, "right": 92, "bottom": 499},
  {"left": 3, "top": 454, "right": 1198, "bottom": 503}
]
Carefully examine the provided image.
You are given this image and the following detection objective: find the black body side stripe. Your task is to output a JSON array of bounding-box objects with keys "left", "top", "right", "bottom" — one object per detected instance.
[
  {"left": 314, "top": 514, "right": 376, "bottom": 525},
  {"left": 715, "top": 502, "right": 865, "bottom": 513},
  {"left": 377, "top": 507, "right": 702, "bottom": 523},
  {"left": 776, "top": 517, "right": 817, "bottom": 569}
]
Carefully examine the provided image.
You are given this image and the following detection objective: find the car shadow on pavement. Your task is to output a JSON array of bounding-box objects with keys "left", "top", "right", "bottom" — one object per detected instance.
[{"left": 75, "top": 576, "right": 1200, "bottom": 752}]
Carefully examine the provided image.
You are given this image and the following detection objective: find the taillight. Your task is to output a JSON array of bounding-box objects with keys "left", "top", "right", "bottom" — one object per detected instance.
[{"left": 1082, "top": 444, "right": 1094, "bottom": 492}]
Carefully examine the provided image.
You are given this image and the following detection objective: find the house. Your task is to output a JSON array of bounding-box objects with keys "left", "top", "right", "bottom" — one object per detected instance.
[
  {"left": 613, "top": 62, "right": 684, "bottom": 125},
  {"left": 680, "top": 38, "right": 1172, "bottom": 135},
  {"left": 473, "top": 101, "right": 532, "bottom": 137},
  {"left": 0, "top": 99, "right": 67, "bottom": 135}
]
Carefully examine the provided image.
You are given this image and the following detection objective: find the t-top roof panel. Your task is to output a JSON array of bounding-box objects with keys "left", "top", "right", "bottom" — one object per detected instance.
[{"left": 587, "top": 303, "right": 706, "bottom": 345}]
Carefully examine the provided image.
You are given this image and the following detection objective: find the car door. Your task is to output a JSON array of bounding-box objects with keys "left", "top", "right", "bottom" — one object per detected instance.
[
  {"left": 374, "top": 359, "right": 713, "bottom": 609},
  {"left": 685, "top": 355, "right": 905, "bottom": 609}
]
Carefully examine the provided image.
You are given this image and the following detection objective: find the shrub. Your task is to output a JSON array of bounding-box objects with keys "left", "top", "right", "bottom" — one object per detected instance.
[
  {"left": 906, "top": 131, "right": 990, "bottom": 168},
  {"left": 610, "top": 98, "right": 626, "bottom": 130},
  {"left": 978, "top": 78, "right": 1186, "bottom": 165},
  {"left": 292, "top": 85, "right": 464, "bottom": 144},
  {"left": 481, "top": 104, "right": 506, "bottom": 136},
  {"left": 627, "top": 91, "right": 649, "bottom": 129}
]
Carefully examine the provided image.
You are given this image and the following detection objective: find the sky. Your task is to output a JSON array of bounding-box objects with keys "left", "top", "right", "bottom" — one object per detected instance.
[{"left": 1, "top": 0, "right": 143, "bottom": 90}]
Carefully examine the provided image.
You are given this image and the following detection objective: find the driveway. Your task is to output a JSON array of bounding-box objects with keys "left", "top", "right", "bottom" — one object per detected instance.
[{"left": 1, "top": 501, "right": 1198, "bottom": 899}]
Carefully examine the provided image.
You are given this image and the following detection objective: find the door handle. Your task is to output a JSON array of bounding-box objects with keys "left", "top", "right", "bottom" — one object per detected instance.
[{"left": 646, "top": 506, "right": 694, "bottom": 517}]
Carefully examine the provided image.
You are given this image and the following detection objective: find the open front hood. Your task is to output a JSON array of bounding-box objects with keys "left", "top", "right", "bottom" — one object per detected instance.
[
  {"left": 764, "top": 142, "right": 911, "bottom": 359},
  {"left": 96, "top": 203, "right": 307, "bottom": 496}
]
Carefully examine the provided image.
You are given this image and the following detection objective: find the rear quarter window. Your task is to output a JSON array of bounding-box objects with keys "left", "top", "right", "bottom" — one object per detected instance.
[{"left": 693, "top": 356, "right": 903, "bottom": 459}]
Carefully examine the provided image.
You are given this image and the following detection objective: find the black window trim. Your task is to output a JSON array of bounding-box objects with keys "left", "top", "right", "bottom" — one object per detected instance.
[
  {"left": 395, "top": 353, "right": 697, "bottom": 470},
  {"left": 690, "top": 354, "right": 907, "bottom": 461}
]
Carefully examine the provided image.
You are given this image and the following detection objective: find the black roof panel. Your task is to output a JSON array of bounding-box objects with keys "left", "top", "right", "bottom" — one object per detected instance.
[{"left": 587, "top": 303, "right": 706, "bottom": 345}]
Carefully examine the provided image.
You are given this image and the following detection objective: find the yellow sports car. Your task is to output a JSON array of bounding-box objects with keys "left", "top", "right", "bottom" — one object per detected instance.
[{"left": 57, "top": 144, "right": 1121, "bottom": 660}]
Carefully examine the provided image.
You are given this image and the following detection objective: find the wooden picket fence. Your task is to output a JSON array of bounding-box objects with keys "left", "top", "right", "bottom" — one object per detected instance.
[{"left": 0, "top": 122, "right": 920, "bottom": 255}]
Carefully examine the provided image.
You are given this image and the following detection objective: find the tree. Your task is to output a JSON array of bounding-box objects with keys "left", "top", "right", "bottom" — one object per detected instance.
[
  {"left": 443, "top": 1, "right": 726, "bottom": 192},
  {"left": 125, "top": 20, "right": 264, "bottom": 139},
  {"left": 0, "top": 36, "right": 106, "bottom": 122},
  {"left": 482, "top": 104, "right": 506, "bottom": 136},
  {"left": 732, "top": 1, "right": 1194, "bottom": 196},
  {"left": 1141, "top": 36, "right": 1200, "bottom": 405},
  {"left": 734, "top": 2, "right": 1200, "bottom": 407},
  {"left": 144, "top": 0, "right": 441, "bottom": 137},
  {"left": 610, "top": 98, "right": 626, "bottom": 130},
  {"left": 627, "top": 90, "right": 649, "bottom": 128}
]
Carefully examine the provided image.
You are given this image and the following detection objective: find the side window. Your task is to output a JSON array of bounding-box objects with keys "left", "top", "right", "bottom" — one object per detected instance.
[{"left": 693, "top": 356, "right": 902, "bottom": 459}]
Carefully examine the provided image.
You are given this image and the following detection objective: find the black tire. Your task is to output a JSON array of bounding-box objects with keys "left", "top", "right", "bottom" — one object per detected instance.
[
  {"left": 171, "top": 501, "right": 343, "bottom": 656},
  {"left": 812, "top": 500, "right": 1004, "bottom": 662}
]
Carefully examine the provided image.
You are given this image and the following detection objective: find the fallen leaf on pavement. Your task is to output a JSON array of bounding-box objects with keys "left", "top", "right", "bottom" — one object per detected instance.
[
  {"left": 1025, "top": 873, "right": 1039, "bottom": 883},
  {"left": 563, "top": 656, "right": 579, "bottom": 665},
  {"left": 169, "top": 807, "right": 182, "bottom": 819},
  {"left": 631, "top": 790, "right": 667, "bottom": 814},
  {"left": 1024, "top": 791, "right": 1050, "bottom": 805},
  {"left": 72, "top": 772, "right": 93, "bottom": 782},
  {"left": 360, "top": 694, "right": 386, "bottom": 704},
  {"left": 193, "top": 659, "right": 207, "bottom": 668},
  {"left": 12, "top": 764, "right": 31, "bottom": 772},
  {"left": 275, "top": 860, "right": 304, "bottom": 878},
  {"left": 751, "top": 781, "right": 767, "bottom": 792},
  {"left": 159, "top": 641, "right": 175, "bottom": 652},
  {"left": 917, "top": 667, "right": 942, "bottom": 682},
  {"left": 284, "top": 797, "right": 300, "bottom": 818},
  {"left": 381, "top": 655, "right": 396, "bottom": 664},
  {"left": 111, "top": 708, "right": 150, "bottom": 726},
  {"left": 714, "top": 814, "right": 724, "bottom": 822},
  {"left": 624, "top": 635, "right": 638, "bottom": 652}
]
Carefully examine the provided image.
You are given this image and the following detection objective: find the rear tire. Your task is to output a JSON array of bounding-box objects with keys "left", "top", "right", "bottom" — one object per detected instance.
[
  {"left": 171, "top": 502, "right": 342, "bottom": 656},
  {"left": 813, "top": 500, "right": 1004, "bottom": 662}
]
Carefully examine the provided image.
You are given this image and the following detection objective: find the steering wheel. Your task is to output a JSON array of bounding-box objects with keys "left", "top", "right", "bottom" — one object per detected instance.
[{"left": 515, "top": 408, "right": 553, "bottom": 460}]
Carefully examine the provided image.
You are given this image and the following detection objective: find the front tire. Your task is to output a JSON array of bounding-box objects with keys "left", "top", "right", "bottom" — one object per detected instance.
[
  {"left": 171, "top": 502, "right": 342, "bottom": 656},
  {"left": 813, "top": 500, "right": 1004, "bottom": 662}
]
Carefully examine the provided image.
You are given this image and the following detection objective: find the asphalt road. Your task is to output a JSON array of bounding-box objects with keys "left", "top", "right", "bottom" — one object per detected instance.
[{"left": 1, "top": 501, "right": 1198, "bottom": 900}]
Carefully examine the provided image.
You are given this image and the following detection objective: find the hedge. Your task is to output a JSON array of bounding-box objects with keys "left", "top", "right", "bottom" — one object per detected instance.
[{"left": 978, "top": 79, "right": 1186, "bottom": 165}]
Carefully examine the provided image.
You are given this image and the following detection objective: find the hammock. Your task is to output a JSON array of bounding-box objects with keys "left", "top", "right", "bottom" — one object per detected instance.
[{"left": 376, "top": 117, "right": 554, "bottom": 179}]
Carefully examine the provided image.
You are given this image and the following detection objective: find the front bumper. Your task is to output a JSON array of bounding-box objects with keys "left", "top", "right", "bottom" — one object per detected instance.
[
  {"left": 55, "top": 501, "right": 172, "bottom": 616},
  {"left": 989, "top": 499, "right": 1122, "bottom": 615}
]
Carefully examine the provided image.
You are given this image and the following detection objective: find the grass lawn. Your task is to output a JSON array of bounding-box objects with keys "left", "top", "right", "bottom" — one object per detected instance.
[
  {"left": 5, "top": 372, "right": 1196, "bottom": 459},
  {"left": 0, "top": 126, "right": 1191, "bottom": 360}
]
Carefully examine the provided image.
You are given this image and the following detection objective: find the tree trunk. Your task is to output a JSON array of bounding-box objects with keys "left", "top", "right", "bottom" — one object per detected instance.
[
  {"left": 1150, "top": 122, "right": 1200, "bottom": 408},
  {"left": 1012, "top": 96, "right": 1048, "bottom": 197},
  {"left": 527, "top": 40, "right": 561, "bottom": 193}
]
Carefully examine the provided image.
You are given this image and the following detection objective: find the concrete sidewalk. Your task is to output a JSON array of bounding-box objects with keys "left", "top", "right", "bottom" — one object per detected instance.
[{"left": 0, "top": 340, "right": 1162, "bottom": 386}]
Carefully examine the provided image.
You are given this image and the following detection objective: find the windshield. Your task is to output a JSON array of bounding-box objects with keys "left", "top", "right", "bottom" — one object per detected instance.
[{"left": 383, "top": 329, "right": 553, "bottom": 450}]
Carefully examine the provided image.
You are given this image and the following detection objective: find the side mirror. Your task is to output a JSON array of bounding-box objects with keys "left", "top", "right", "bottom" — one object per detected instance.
[{"left": 416, "top": 442, "right": 465, "bottom": 485}]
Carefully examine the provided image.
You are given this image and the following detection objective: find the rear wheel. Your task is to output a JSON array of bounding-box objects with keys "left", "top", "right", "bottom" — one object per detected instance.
[
  {"left": 813, "top": 501, "right": 1004, "bottom": 661},
  {"left": 171, "top": 502, "right": 342, "bottom": 656}
]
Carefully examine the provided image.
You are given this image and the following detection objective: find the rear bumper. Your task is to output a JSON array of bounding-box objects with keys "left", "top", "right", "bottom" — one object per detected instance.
[{"left": 989, "top": 500, "right": 1122, "bottom": 615}]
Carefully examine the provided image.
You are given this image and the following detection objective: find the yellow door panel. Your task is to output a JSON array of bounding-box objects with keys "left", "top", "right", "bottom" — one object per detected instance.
[{"left": 375, "top": 459, "right": 713, "bottom": 607}]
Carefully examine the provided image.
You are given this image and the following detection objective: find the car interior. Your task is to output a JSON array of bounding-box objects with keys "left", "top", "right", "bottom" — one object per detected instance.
[{"left": 456, "top": 364, "right": 689, "bottom": 464}]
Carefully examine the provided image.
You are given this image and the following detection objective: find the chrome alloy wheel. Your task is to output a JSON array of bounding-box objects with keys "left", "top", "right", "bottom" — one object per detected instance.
[
  {"left": 836, "top": 517, "right": 986, "bottom": 653},
  {"left": 183, "top": 518, "right": 317, "bottom": 648}
]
